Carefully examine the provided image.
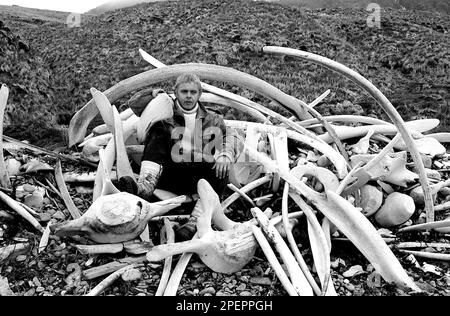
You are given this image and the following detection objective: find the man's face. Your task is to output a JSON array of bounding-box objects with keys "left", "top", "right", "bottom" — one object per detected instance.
[{"left": 175, "top": 82, "right": 202, "bottom": 111}]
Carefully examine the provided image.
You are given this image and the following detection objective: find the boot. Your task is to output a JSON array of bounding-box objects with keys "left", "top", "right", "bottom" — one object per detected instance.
[
  {"left": 117, "top": 161, "right": 163, "bottom": 201},
  {"left": 174, "top": 199, "right": 202, "bottom": 242}
]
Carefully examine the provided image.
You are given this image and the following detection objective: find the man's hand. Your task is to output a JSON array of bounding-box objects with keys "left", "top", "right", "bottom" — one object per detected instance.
[{"left": 213, "top": 156, "right": 232, "bottom": 180}]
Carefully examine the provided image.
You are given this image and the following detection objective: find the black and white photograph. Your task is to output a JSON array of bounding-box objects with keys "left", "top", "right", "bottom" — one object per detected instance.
[{"left": 0, "top": 0, "right": 449, "bottom": 301}]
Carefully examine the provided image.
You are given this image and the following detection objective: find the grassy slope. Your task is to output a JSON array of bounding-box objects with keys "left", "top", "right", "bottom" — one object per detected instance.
[
  {"left": 278, "top": 0, "right": 450, "bottom": 14},
  {"left": 0, "top": 0, "right": 448, "bottom": 147},
  {"left": 0, "top": 5, "right": 71, "bottom": 22}
]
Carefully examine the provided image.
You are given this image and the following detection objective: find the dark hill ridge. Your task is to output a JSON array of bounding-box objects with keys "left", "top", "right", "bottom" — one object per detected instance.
[
  {"left": 85, "top": 0, "right": 450, "bottom": 15},
  {"left": 0, "top": 0, "right": 448, "bottom": 147},
  {"left": 279, "top": 0, "right": 450, "bottom": 14}
]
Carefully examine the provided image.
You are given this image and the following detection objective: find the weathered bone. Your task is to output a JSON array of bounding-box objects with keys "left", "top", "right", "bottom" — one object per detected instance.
[
  {"left": 0, "top": 84, "right": 11, "bottom": 189},
  {"left": 398, "top": 218, "right": 450, "bottom": 233},
  {"left": 251, "top": 225, "right": 298, "bottom": 296},
  {"left": 74, "top": 243, "right": 124, "bottom": 255},
  {"left": 394, "top": 137, "right": 445, "bottom": 158},
  {"left": 399, "top": 249, "right": 450, "bottom": 261},
  {"left": 426, "top": 133, "right": 450, "bottom": 143},
  {"left": 319, "top": 119, "right": 438, "bottom": 143},
  {"left": 350, "top": 151, "right": 418, "bottom": 187},
  {"left": 55, "top": 160, "right": 82, "bottom": 219},
  {"left": 410, "top": 178, "right": 450, "bottom": 205},
  {"left": 93, "top": 108, "right": 134, "bottom": 135},
  {"left": 262, "top": 46, "right": 433, "bottom": 223},
  {"left": 136, "top": 92, "right": 174, "bottom": 143},
  {"left": 300, "top": 115, "right": 391, "bottom": 128},
  {"left": 222, "top": 174, "right": 271, "bottom": 212},
  {"left": 374, "top": 193, "right": 415, "bottom": 227},
  {"left": 226, "top": 120, "right": 347, "bottom": 179},
  {"left": 112, "top": 105, "right": 134, "bottom": 178},
  {"left": 351, "top": 130, "right": 374, "bottom": 155},
  {"left": 0, "top": 191, "right": 44, "bottom": 233},
  {"left": 245, "top": 145, "right": 420, "bottom": 291},
  {"left": 80, "top": 134, "right": 112, "bottom": 163},
  {"left": 91, "top": 89, "right": 140, "bottom": 201},
  {"left": 147, "top": 179, "right": 257, "bottom": 274},
  {"left": 155, "top": 219, "right": 175, "bottom": 296},
  {"left": 85, "top": 264, "right": 138, "bottom": 296},
  {"left": 281, "top": 183, "right": 322, "bottom": 296},
  {"left": 252, "top": 207, "right": 313, "bottom": 296},
  {"left": 162, "top": 242, "right": 196, "bottom": 296},
  {"left": 287, "top": 163, "right": 337, "bottom": 295}
]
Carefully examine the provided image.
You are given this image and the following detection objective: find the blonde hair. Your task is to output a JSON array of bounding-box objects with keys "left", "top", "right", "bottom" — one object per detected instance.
[{"left": 174, "top": 73, "right": 202, "bottom": 93}]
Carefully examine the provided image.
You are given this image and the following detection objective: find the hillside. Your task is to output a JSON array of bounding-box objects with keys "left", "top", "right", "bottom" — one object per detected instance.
[
  {"left": 0, "top": 0, "right": 448, "bottom": 147},
  {"left": 87, "top": 0, "right": 166, "bottom": 15},
  {"left": 279, "top": 0, "right": 450, "bottom": 14},
  {"left": 86, "top": 0, "right": 450, "bottom": 15},
  {"left": 0, "top": 5, "right": 71, "bottom": 23}
]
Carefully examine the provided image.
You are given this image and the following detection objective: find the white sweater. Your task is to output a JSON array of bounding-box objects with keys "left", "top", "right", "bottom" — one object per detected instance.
[{"left": 176, "top": 101, "right": 199, "bottom": 154}]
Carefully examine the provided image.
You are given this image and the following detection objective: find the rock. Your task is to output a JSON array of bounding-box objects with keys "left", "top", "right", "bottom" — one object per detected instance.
[
  {"left": 52, "top": 211, "right": 66, "bottom": 220},
  {"left": 15, "top": 255, "right": 27, "bottom": 262},
  {"left": 359, "top": 185, "right": 383, "bottom": 217},
  {"left": 343, "top": 265, "right": 364, "bottom": 278},
  {"left": 23, "top": 184, "right": 36, "bottom": 193},
  {"left": 23, "top": 187, "right": 46, "bottom": 209},
  {"left": 5, "top": 158, "right": 21, "bottom": 177},
  {"left": 416, "top": 281, "right": 435, "bottom": 293},
  {"left": 374, "top": 192, "right": 415, "bottom": 227},
  {"left": 32, "top": 277, "right": 41, "bottom": 288},
  {"left": 331, "top": 258, "right": 345, "bottom": 269},
  {"left": 419, "top": 154, "right": 432, "bottom": 168},
  {"left": 121, "top": 268, "right": 142, "bottom": 282},
  {"left": 440, "top": 187, "right": 450, "bottom": 197},
  {"left": 306, "top": 151, "right": 319, "bottom": 162},
  {"left": 36, "top": 287, "right": 45, "bottom": 293},
  {"left": 216, "top": 291, "right": 229, "bottom": 296},
  {"left": 199, "top": 287, "right": 216, "bottom": 296},
  {"left": 445, "top": 275, "right": 450, "bottom": 286},
  {"left": 24, "top": 288, "right": 36, "bottom": 296},
  {"left": 344, "top": 283, "right": 355, "bottom": 292},
  {"left": 37, "top": 212, "right": 52, "bottom": 222},
  {"left": 75, "top": 186, "right": 94, "bottom": 195},
  {"left": 250, "top": 277, "right": 272, "bottom": 286},
  {"left": 366, "top": 264, "right": 375, "bottom": 273},
  {"left": 240, "top": 291, "right": 252, "bottom": 296},
  {"left": 236, "top": 284, "right": 246, "bottom": 291},
  {"left": 317, "top": 155, "right": 331, "bottom": 168},
  {"left": 366, "top": 272, "right": 383, "bottom": 288}
]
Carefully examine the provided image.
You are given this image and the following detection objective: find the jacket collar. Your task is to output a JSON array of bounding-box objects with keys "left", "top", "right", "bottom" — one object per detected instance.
[{"left": 173, "top": 99, "right": 208, "bottom": 120}]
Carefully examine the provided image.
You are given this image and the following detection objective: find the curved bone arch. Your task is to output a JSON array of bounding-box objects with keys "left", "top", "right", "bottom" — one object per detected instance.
[
  {"left": 262, "top": 46, "right": 434, "bottom": 222},
  {"left": 69, "top": 63, "right": 317, "bottom": 148}
]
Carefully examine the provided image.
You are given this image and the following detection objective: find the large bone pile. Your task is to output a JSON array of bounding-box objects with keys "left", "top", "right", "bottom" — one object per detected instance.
[{"left": 1, "top": 46, "right": 450, "bottom": 296}]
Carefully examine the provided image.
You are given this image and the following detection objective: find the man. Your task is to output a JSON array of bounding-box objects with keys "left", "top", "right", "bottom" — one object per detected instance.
[{"left": 118, "top": 73, "right": 243, "bottom": 240}]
